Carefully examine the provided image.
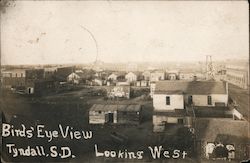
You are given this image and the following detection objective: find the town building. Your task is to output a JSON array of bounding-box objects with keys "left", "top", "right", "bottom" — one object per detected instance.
[
  {"left": 116, "top": 81, "right": 130, "bottom": 86},
  {"left": 44, "top": 67, "right": 57, "bottom": 80},
  {"left": 225, "top": 65, "right": 249, "bottom": 89},
  {"left": 56, "top": 66, "right": 75, "bottom": 82},
  {"left": 25, "top": 69, "right": 45, "bottom": 81},
  {"left": 152, "top": 80, "right": 229, "bottom": 132},
  {"left": 125, "top": 72, "right": 137, "bottom": 82},
  {"left": 89, "top": 104, "right": 141, "bottom": 125},
  {"left": 136, "top": 80, "right": 149, "bottom": 87},
  {"left": 93, "top": 78, "right": 104, "bottom": 86},
  {"left": 67, "top": 72, "right": 81, "bottom": 84},
  {"left": 2, "top": 69, "right": 26, "bottom": 89},
  {"left": 150, "top": 70, "right": 165, "bottom": 81},
  {"left": 179, "top": 72, "right": 195, "bottom": 81},
  {"left": 166, "top": 70, "right": 179, "bottom": 80},
  {"left": 25, "top": 69, "right": 45, "bottom": 94},
  {"left": 107, "top": 73, "right": 118, "bottom": 81},
  {"left": 142, "top": 70, "right": 151, "bottom": 81}
]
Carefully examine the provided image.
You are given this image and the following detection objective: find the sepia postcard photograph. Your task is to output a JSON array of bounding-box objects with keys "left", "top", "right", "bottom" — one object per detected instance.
[{"left": 0, "top": 0, "right": 249, "bottom": 162}]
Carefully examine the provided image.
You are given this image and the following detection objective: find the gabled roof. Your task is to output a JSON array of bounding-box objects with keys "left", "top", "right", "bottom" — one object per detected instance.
[
  {"left": 75, "top": 72, "right": 86, "bottom": 78},
  {"left": 154, "top": 81, "right": 227, "bottom": 95},
  {"left": 89, "top": 104, "right": 141, "bottom": 112},
  {"left": 151, "top": 70, "right": 165, "bottom": 74}
]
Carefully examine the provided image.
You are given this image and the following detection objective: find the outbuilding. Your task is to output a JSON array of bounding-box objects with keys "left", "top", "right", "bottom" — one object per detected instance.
[{"left": 89, "top": 104, "right": 141, "bottom": 125}]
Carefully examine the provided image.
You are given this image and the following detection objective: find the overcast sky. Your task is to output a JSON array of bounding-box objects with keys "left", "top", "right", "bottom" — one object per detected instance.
[{"left": 1, "top": 1, "right": 249, "bottom": 65}]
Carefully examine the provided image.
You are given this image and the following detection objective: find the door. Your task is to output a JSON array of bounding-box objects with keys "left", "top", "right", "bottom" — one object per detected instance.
[
  {"left": 108, "top": 113, "right": 114, "bottom": 123},
  {"left": 188, "top": 96, "right": 193, "bottom": 105}
]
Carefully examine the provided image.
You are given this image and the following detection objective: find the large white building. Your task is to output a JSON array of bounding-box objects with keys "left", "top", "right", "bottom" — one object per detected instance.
[{"left": 152, "top": 80, "right": 229, "bottom": 132}]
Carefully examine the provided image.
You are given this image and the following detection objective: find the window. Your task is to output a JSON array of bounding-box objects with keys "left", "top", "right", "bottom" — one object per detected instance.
[
  {"left": 188, "top": 95, "right": 193, "bottom": 105},
  {"left": 178, "top": 119, "right": 184, "bottom": 124},
  {"left": 207, "top": 96, "right": 212, "bottom": 105},
  {"left": 166, "top": 96, "right": 170, "bottom": 105}
]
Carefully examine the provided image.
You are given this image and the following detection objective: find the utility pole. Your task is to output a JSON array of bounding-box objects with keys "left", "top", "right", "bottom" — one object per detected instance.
[{"left": 206, "top": 55, "right": 215, "bottom": 80}]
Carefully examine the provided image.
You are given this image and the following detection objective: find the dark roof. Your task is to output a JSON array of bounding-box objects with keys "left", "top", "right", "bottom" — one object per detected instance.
[
  {"left": 154, "top": 81, "right": 227, "bottom": 95},
  {"left": 195, "top": 118, "right": 250, "bottom": 142},
  {"left": 75, "top": 72, "right": 86, "bottom": 78},
  {"left": 190, "top": 106, "right": 232, "bottom": 118},
  {"left": 89, "top": 104, "right": 141, "bottom": 112},
  {"left": 153, "top": 109, "right": 187, "bottom": 117}
]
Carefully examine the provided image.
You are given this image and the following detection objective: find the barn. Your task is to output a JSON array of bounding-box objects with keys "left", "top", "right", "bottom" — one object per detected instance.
[{"left": 89, "top": 104, "right": 141, "bottom": 125}]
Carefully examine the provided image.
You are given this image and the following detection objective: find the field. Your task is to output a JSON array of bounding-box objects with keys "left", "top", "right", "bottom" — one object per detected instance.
[
  {"left": 1, "top": 87, "right": 195, "bottom": 163},
  {"left": 1, "top": 84, "right": 247, "bottom": 162}
]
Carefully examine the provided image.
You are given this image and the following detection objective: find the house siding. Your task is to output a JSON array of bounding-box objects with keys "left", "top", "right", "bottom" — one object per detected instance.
[
  {"left": 125, "top": 72, "right": 137, "bottom": 82},
  {"left": 89, "top": 111, "right": 117, "bottom": 124},
  {"left": 190, "top": 94, "right": 228, "bottom": 107},
  {"left": 153, "top": 94, "right": 184, "bottom": 111}
]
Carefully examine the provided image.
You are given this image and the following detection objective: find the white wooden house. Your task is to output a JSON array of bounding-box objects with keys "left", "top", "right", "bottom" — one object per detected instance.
[
  {"left": 153, "top": 81, "right": 229, "bottom": 132},
  {"left": 150, "top": 71, "right": 165, "bottom": 81},
  {"left": 166, "top": 70, "right": 179, "bottom": 80},
  {"left": 179, "top": 72, "right": 195, "bottom": 80},
  {"left": 93, "top": 78, "right": 103, "bottom": 86},
  {"left": 67, "top": 72, "right": 81, "bottom": 84},
  {"left": 125, "top": 72, "right": 137, "bottom": 82},
  {"left": 142, "top": 71, "right": 151, "bottom": 81},
  {"left": 108, "top": 73, "right": 118, "bottom": 81}
]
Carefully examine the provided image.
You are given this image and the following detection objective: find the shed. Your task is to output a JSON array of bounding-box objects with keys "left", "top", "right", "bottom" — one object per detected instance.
[{"left": 89, "top": 104, "right": 141, "bottom": 125}]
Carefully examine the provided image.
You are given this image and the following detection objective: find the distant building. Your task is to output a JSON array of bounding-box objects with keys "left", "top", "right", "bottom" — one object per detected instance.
[
  {"left": 56, "top": 66, "right": 74, "bottom": 82},
  {"left": 32, "top": 80, "right": 57, "bottom": 95},
  {"left": 25, "top": 69, "right": 45, "bottom": 81},
  {"left": 136, "top": 80, "right": 149, "bottom": 87},
  {"left": 116, "top": 81, "right": 130, "bottom": 86},
  {"left": 25, "top": 69, "right": 45, "bottom": 94},
  {"left": 93, "top": 78, "right": 104, "bottom": 86},
  {"left": 67, "top": 72, "right": 81, "bottom": 84},
  {"left": 179, "top": 72, "right": 195, "bottom": 81},
  {"left": 166, "top": 70, "right": 179, "bottom": 80},
  {"left": 2, "top": 69, "right": 26, "bottom": 89},
  {"left": 125, "top": 72, "right": 137, "bottom": 82},
  {"left": 44, "top": 67, "right": 57, "bottom": 80},
  {"left": 108, "top": 73, "right": 118, "bottom": 81},
  {"left": 150, "top": 70, "right": 165, "bottom": 81},
  {"left": 2, "top": 69, "right": 25, "bottom": 78},
  {"left": 89, "top": 104, "right": 141, "bottom": 125},
  {"left": 142, "top": 70, "right": 151, "bottom": 81},
  {"left": 150, "top": 82, "right": 156, "bottom": 97},
  {"left": 225, "top": 65, "right": 249, "bottom": 89}
]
